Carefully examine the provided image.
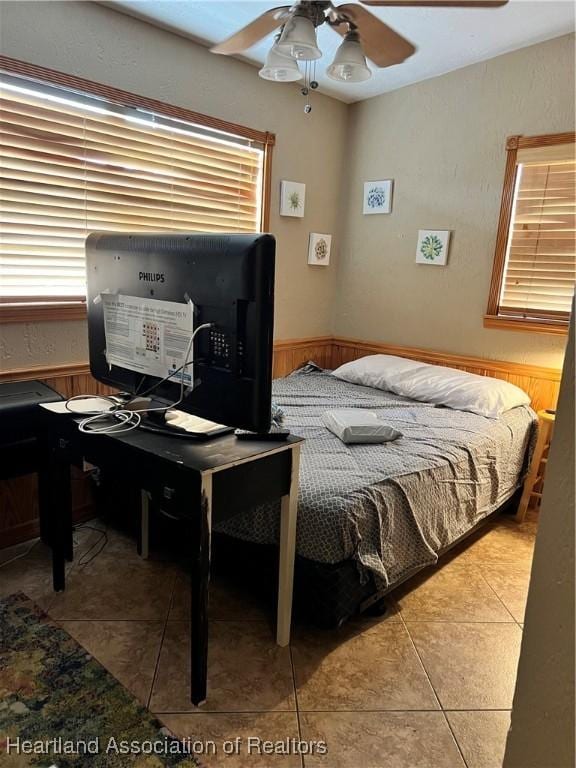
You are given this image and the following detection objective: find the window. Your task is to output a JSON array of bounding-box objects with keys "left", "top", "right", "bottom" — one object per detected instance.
[
  {"left": 485, "top": 133, "right": 575, "bottom": 334},
  {"left": 0, "top": 57, "right": 274, "bottom": 322}
]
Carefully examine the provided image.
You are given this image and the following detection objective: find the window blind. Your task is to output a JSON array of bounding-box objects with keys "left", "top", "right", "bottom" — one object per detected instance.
[
  {"left": 498, "top": 147, "right": 575, "bottom": 322},
  {"left": 0, "top": 75, "right": 264, "bottom": 301}
]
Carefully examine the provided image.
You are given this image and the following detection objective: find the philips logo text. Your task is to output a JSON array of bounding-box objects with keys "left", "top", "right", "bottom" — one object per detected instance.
[{"left": 138, "top": 272, "right": 165, "bottom": 283}]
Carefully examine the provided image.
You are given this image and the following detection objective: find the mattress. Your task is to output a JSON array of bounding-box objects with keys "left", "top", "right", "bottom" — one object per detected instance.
[{"left": 215, "top": 366, "right": 537, "bottom": 591}]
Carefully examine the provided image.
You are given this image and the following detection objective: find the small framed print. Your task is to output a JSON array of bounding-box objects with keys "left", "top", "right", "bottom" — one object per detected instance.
[
  {"left": 280, "top": 180, "right": 306, "bottom": 217},
  {"left": 308, "top": 233, "right": 331, "bottom": 266},
  {"left": 416, "top": 230, "right": 451, "bottom": 266},
  {"left": 363, "top": 180, "right": 393, "bottom": 215}
]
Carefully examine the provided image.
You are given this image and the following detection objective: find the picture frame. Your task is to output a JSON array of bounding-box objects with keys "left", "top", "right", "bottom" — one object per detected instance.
[
  {"left": 363, "top": 180, "right": 393, "bottom": 215},
  {"left": 415, "top": 230, "right": 451, "bottom": 266},
  {"left": 280, "top": 180, "right": 306, "bottom": 217},
  {"left": 308, "top": 233, "right": 332, "bottom": 266}
]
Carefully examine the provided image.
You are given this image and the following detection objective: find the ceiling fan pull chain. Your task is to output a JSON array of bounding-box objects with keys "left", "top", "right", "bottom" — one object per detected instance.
[
  {"left": 302, "top": 59, "right": 313, "bottom": 113},
  {"left": 311, "top": 59, "right": 319, "bottom": 90}
]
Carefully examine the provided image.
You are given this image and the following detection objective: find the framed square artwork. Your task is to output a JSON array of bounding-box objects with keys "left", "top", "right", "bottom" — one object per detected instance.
[
  {"left": 308, "top": 233, "right": 331, "bottom": 266},
  {"left": 280, "top": 180, "right": 306, "bottom": 217},
  {"left": 416, "top": 230, "right": 451, "bottom": 265},
  {"left": 363, "top": 180, "right": 393, "bottom": 214}
]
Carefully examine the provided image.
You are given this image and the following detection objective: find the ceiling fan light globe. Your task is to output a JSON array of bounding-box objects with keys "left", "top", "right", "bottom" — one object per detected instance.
[
  {"left": 277, "top": 15, "right": 322, "bottom": 61},
  {"left": 326, "top": 37, "right": 372, "bottom": 83},
  {"left": 326, "top": 61, "right": 371, "bottom": 82},
  {"left": 259, "top": 65, "right": 303, "bottom": 82},
  {"left": 259, "top": 42, "right": 303, "bottom": 82}
]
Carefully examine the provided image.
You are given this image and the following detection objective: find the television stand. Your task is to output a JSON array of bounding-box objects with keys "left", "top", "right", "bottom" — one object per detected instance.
[{"left": 39, "top": 406, "right": 303, "bottom": 706}]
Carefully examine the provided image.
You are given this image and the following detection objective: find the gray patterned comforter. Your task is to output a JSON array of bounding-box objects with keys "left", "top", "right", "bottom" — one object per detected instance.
[{"left": 215, "top": 367, "right": 537, "bottom": 590}]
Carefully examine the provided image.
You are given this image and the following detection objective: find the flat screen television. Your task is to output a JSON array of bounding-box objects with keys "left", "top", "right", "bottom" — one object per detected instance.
[{"left": 86, "top": 232, "right": 275, "bottom": 433}]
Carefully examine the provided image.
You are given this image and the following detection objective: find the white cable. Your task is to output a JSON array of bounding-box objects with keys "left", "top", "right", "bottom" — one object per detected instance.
[
  {"left": 71, "top": 321, "right": 213, "bottom": 435},
  {"left": 78, "top": 409, "right": 142, "bottom": 434},
  {"left": 0, "top": 538, "right": 40, "bottom": 569},
  {"left": 65, "top": 394, "right": 123, "bottom": 416}
]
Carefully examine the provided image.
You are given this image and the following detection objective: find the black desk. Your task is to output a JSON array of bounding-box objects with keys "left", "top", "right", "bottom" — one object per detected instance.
[{"left": 40, "top": 407, "right": 303, "bottom": 706}]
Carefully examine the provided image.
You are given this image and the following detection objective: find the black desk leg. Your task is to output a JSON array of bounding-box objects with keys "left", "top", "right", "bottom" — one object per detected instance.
[
  {"left": 191, "top": 473, "right": 212, "bottom": 706},
  {"left": 37, "top": 436, "right": 52, "bottom": 548},
  {"left": 49, "top": 440, "right": 72, "bottom": 592},
  {"left": 137, "top": 490, "right": 151, "bottom": 559}
]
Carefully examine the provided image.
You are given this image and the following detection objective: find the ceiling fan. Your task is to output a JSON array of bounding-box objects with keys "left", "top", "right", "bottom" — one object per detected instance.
[{"left": 211, "top": 0, "right": 508, "bottom": 100}]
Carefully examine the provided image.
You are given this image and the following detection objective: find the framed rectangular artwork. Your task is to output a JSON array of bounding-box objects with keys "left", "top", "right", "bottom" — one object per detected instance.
[
  {"left": 363, "top": 180, "right": 393, "bottom": 214},
  {"left": 308, "top": 233, "right": 332, "bottom": 266},
  {"left": 280, "top": 180, "right": 306, "bottom": 218},
  {"left": 416, "top": 230, "right": 451, "bottom": 266}
]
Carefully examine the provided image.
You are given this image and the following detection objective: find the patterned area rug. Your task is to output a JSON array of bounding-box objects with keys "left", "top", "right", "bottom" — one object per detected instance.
[{"left": 0, "top": 593, "right": 199, "bottom": 767}]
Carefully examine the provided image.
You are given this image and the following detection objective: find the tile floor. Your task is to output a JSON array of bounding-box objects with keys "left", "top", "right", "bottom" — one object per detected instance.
[{"left": 0, "top": 512, "right": 538, "bottom": 768}]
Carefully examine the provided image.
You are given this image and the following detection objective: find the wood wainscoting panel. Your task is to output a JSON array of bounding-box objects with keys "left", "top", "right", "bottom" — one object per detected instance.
[
  {"left": 0, "top": 362, "right": 116, "bottom": 398},
  {"left": 0, "top": 472, "right": 94, "bottom": 550},
  {"left": 272, "top": 336, "right": 333, "bottom": 378},
  {"left": 0, "top": 335, "right": 562, "bottom": 550},
  {"left": 0, "top": 475, "right": 41, "bottom": 550},
  {"left": 0, "top": 363, "right": 114, "bottom": 550}
]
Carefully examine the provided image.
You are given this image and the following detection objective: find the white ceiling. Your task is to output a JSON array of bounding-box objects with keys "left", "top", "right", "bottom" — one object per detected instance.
[{"left": 104, "top": 0, "right": 575, "bottom": 103}]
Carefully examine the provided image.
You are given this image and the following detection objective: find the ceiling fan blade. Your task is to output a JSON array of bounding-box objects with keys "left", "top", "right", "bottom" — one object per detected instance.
[
  {"left": 335, "top": 5, "right": 416, "bottom": 67},
  {"left": 361, "top": 1, "right": 508, "bottom": 7},
  {"left": 210, "top": 6, "right": 291, "bottom": 55}
]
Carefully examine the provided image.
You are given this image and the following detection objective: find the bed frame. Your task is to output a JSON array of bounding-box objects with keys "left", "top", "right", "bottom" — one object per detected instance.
[{"left": 213, "top": 490, "right": 524, "bottom": 629}]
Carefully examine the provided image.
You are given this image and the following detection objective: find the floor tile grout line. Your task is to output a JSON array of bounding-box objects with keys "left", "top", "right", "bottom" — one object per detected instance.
[
  {"left": 400, "top": 615, "right": 442, "bottom": 711},
  {"left": 400, "top": 614, "right": 469, "bottom": 768},
  {"left": 475, "top": 570, "right": 525, "bottom": 630},
  {"left": 396, "top": 619, "right": 519, "bottom": 624},
  {"left": 150, "top": 707, "right": 512, "bottom": 715},
  {"left": 442, "top": 711, "right": 470, "bottom": 768},
  {"left": 151, "top": 708, "right": 298, "bottom": 715},
  {"left": 147, "top": 571, "right": 178, "bottom": 711},
  {"left": 45, "top": 617, "right": 269, "bottom": 622},
  {"left": 288, "top": 646, "right": 305, "bottom": 768}
]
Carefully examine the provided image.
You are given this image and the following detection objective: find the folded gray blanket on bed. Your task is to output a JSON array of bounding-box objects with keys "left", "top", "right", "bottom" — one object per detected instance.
[
  {"left": 215, "top": 368, "right": 537, "bottom": 590},
  {"left": 322, "top": 409, "right": 403, "bottom": 444}
]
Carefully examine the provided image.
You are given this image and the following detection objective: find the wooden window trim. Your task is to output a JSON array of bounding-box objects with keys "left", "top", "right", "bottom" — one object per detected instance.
[
  {"left": 0, "top": 297, "right": 88, "bottom": 323},
  {"left": 483, "top": 314, "right": 570, "bottom": 336},
  {"left": 485, "top": 132, "right": 575, "bottom": 336},
  {"left": 0, "top": 55, "right": 275, "bottom": 325}
]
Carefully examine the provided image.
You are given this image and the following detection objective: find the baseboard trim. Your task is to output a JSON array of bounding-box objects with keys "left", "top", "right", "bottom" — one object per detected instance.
[
  {"left": 0, "top": 361, "right": 91, "bottom": 382},
  {"left": 273, "top": 336, "right": 333, "bottom": 350}
]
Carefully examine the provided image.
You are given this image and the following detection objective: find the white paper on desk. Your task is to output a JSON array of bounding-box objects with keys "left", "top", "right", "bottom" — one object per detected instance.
[
  {"left": 102, "top": 294, "right": 194, "bottom": 384},
  {"left": 40, "top": 399, "right": 114, "bottom": 414}
]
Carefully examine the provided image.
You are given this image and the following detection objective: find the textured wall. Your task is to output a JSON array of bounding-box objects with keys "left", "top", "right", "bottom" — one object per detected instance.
[
  {"left": 0, "top": 6, "right": 572, "bottom": 371},
  {"left": 0, "top": 0, "right": 348, "bottom": 367},
  {"left": 504, "top": 311, "right": 575, "bottom": 768},
  {"left": 0, "top": 320, "right": 88, "bottom": 369},
  {"left": 334, "top": 35, "right": 574, "bottom": 368}
]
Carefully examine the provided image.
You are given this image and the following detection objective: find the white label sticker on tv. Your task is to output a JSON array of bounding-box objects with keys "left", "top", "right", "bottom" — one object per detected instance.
[{"left": 102, "top": 294, "right": 194, "bottom": 383}]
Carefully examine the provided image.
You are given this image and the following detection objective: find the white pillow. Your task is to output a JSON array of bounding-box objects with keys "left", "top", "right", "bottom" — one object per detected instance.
[
  {"left": 332, "top": 354, "right": 425, "bottom": 391},
  {"left": 332, "top": 354, "right": 530, "bottom": 418},
  {"left": 388, "top": 364, "right": 530, "bottom": 418}
]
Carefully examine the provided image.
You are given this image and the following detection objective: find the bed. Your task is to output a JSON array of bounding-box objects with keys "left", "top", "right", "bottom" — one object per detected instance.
[{"left": 213, "top": 364, "right": 537, "bottom": 626}]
